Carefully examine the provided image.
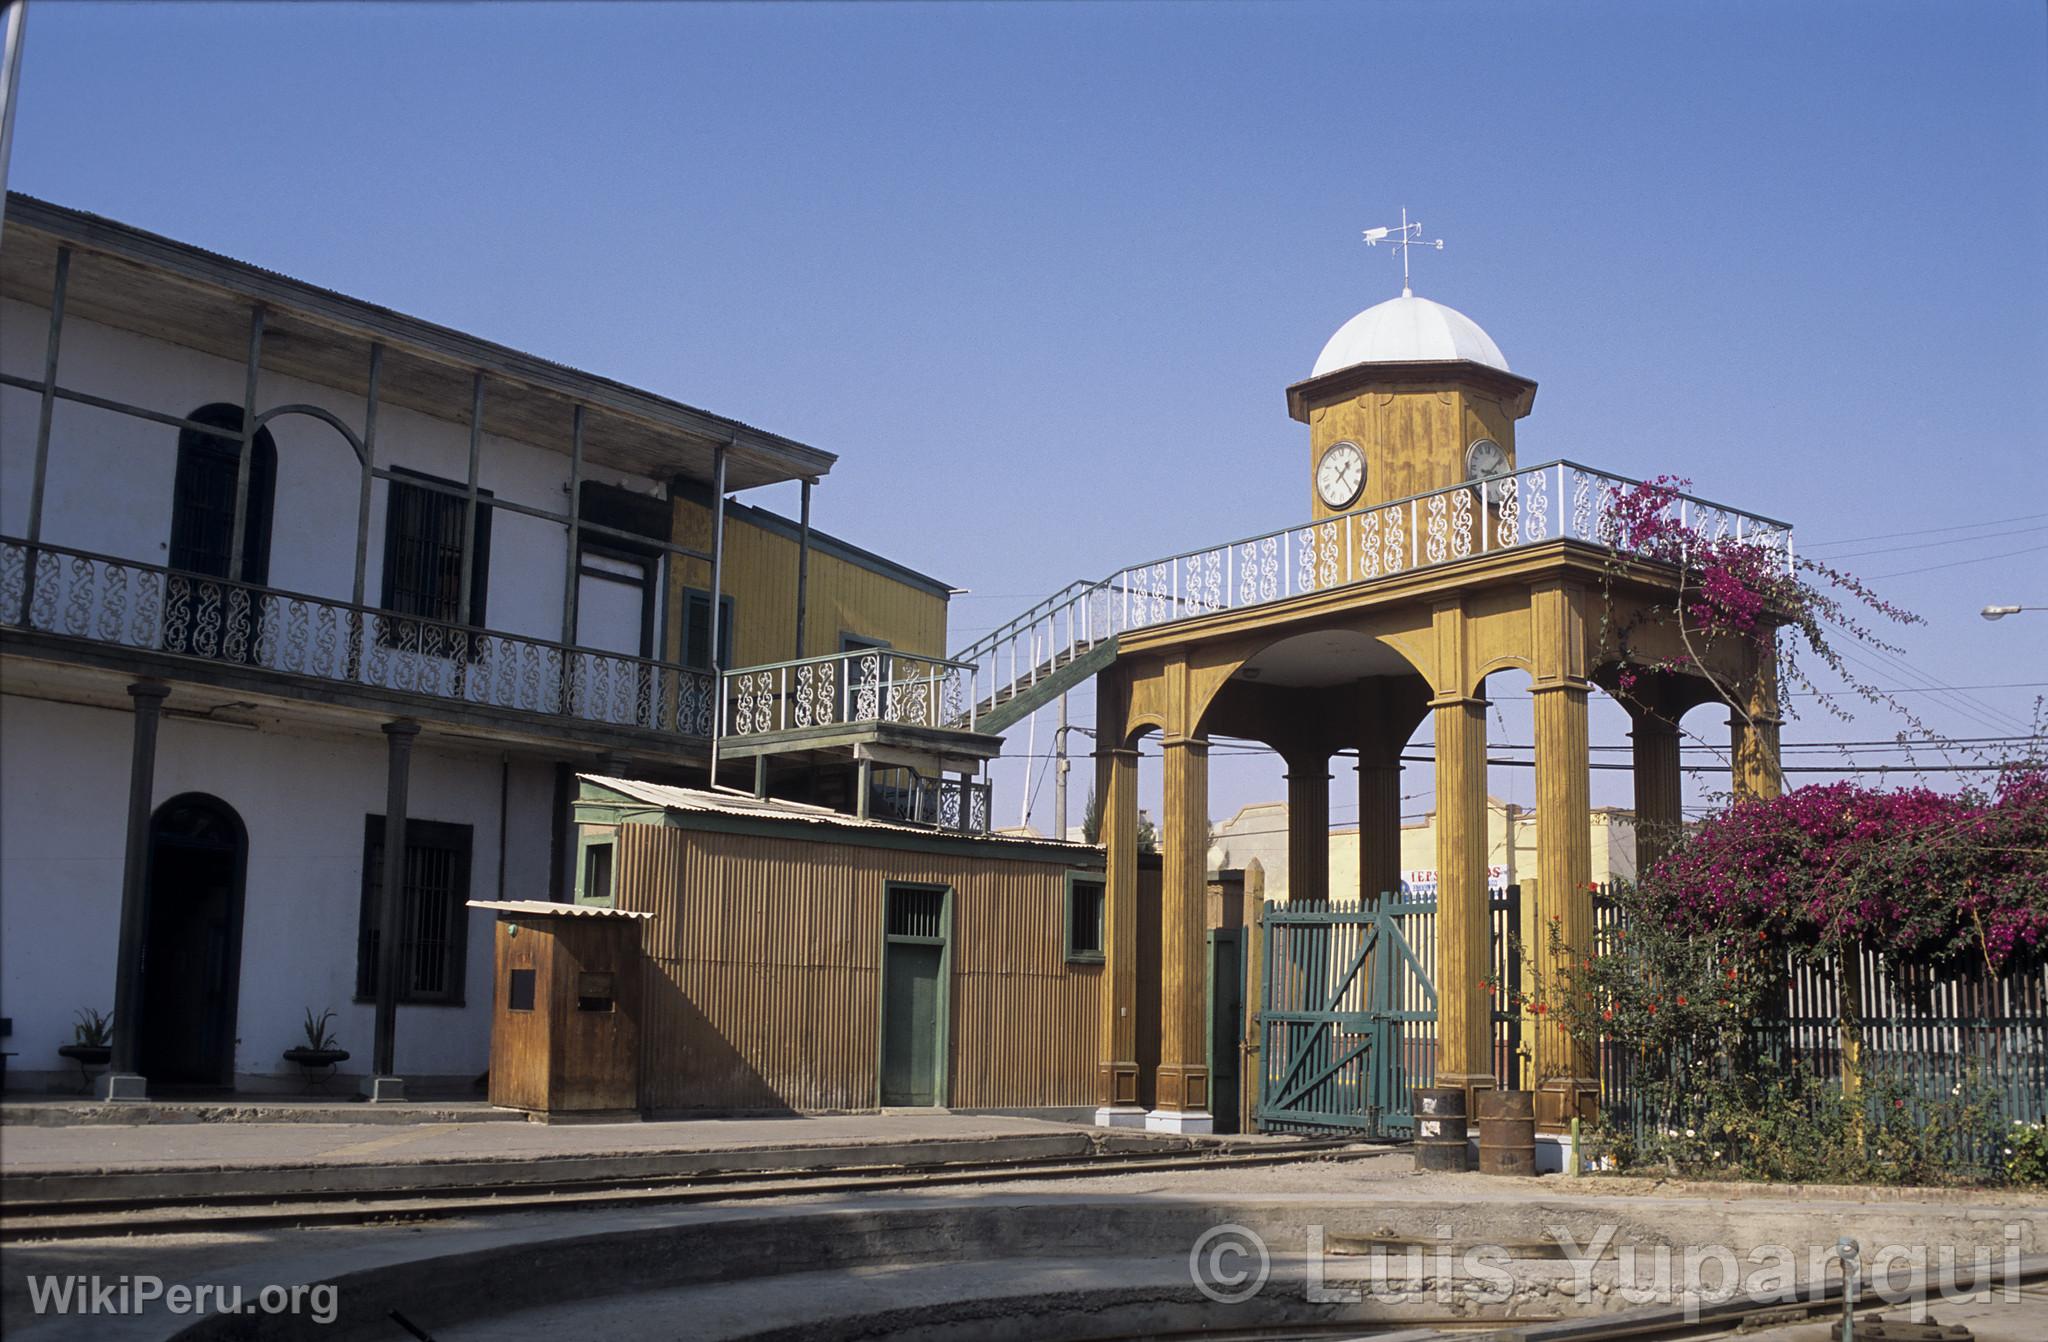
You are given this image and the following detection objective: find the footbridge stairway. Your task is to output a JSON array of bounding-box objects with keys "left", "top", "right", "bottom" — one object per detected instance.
[
  {"left": 715, "top": 462, "right": 1793, "bottom": 828},
  {"left": 938, "top": 458, "right": 1794, "bottom": 737}
]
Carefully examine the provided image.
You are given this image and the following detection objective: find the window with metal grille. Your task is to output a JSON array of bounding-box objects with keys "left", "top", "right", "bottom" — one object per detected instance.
[
  {"left": 1066, "top": 874, "right": 1105, "bottom": 962},
  {"left": 886, "top": 885, "right": 946, "bottom": 940},
  {"left": 356, "top": 816, "right": 473, "bottom": 1006},
  {"left": 379, "top": 467, "right": 493, "bottom": 630},
  {"left": 169, "top": 404, "right": 277, "bottom": 584}
]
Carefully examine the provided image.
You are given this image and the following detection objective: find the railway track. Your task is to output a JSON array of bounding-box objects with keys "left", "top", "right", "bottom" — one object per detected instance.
[{"left": 1, "top": 1136, "right": 1381, "bottom": 1241}]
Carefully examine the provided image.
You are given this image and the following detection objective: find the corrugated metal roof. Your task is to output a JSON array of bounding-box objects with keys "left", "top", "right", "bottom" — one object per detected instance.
[
  {"left": 580, "top": 774, "right": 1100, "bottom": 851},
  {"left": 466, "top": 898, "right": 654, "bottom": 920},
  {"left": 2, "top": 192, "right": 835, "bottom": 477}
]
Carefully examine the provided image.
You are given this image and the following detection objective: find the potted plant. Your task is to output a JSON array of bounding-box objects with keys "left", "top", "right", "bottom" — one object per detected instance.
[
  {"left": 282, "top": 1008, "right": 349, "bottom": 1072},
  {"left": 57, "top": 1008, "right": 113, "bottom": 1092}
]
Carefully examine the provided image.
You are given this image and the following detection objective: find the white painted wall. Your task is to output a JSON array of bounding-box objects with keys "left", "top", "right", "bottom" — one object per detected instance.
[
  {"left": 1, "top": 296, "right": 660, "bottom": 656},
  {"left": 0, "top": 693, "right": 555, "bottom": 1090}
]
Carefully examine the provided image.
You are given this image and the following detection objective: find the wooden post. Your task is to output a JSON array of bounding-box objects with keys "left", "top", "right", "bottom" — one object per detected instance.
[
  {"left": 1154, "top": 732, "right": 1211, "bottom": 1129},
  {"left": 1731, "top": 637, "right": 1784, "bottom": 802},
  {"left": 369, "top": 719, "right": 420, "bottom": 1101},
  {"left": 1356, "top": 740, "right": 1402, "bottom": 907},
  {"left": 225, "top": 306, "right": 265, "bottom": 583},
  {"left": 1533, "top": 678, "right": 1596, "bottom": 1127},
  {"left": 1432, "top": 689, "right": 1493, "bottom": 1104},
  {"left": 1630, "top": 700, "right": 1684, "bottom": 872},
  {"left": 1241, "top": 857, "right": 1266, "bottom": 1133},
  {"left": 1096, "top": 734, "right": 1143, "bottom": 1121},
  {"left": 103, "top": 680, "right": 169, "bottom": 1100},
  {"left": 1284, "top": 750, "right": 1330, "bottom": 903},
  {"left": 1839, "top": 942, "right": 1865, "bottom": 1142}
]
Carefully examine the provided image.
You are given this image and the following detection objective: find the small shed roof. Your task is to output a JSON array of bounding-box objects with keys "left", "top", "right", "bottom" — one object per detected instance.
[
  {"left": 578, "top": 775, "right": 1103, "bottom": 861},
  {"left": 467, "top": 899, "right": 655, "bottom": 920}
]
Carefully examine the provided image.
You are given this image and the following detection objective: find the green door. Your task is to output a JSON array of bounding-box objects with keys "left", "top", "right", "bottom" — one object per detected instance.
[
  {"left": 880, "top": 884, "right": 949, "bottom": 1107},
  {"left": 1208, "top": 928, "right": 1244, "bottom": 1134},
  {"left": 882, "top": 941, "right": 943, "bottom": 1105}
]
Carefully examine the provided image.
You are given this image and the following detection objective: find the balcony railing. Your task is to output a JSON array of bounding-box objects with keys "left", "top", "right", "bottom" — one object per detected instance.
[
  {"left": 719, "top": 647, "right": 978, "bottom": 738},
  {"left": 0, "top": 538, "right": 716, "bottom": 739},
  {"left": 871, "top": 773, "right": 993, "bottom": 834},
  {"left": 952, "top": 459, "right": 1794, "bottom": 722}
]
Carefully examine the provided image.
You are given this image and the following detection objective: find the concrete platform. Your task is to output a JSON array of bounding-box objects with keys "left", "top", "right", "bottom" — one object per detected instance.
[{"left": 0, "top": 1096, "right": 526, "bottom": 1128}]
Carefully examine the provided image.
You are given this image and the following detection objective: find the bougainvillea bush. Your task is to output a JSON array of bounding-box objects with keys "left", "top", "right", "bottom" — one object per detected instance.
[
  {"left": 1598, "top": 475, "right": 1922, "bottom": 731},
  {"left": 1649, "top": 771, "right": 2048, "bottom": 977},
  {"left": 1523, "top": 773, "right": 2048, "bottom": 1185}
]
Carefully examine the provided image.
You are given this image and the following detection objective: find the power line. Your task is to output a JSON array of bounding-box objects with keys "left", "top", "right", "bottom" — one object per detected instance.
[
  {"left": 1867, "top": 542, "right": 2048, "bottom": 580},
  {"left": 1802, "top": 512, "right": 2048, "bottom": 550}
]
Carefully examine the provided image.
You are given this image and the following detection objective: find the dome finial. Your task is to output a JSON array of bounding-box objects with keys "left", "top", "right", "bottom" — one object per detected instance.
[{"left": 1362, "top": 207, "right": 1443, "bottom": 298}]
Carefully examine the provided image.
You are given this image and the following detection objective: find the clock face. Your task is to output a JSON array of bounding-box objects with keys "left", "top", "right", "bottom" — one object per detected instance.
[
  {"left": 1316, "top": 441, "right": 1365, "bottom": 509},
  {"left": 1465, "top": 438, "right": 1510, "bottom": 482}
]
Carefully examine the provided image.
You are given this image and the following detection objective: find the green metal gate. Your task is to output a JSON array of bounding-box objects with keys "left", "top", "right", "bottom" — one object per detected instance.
[{"left": 1255, "top": 899, "right": 1438, "bottom": 1137}]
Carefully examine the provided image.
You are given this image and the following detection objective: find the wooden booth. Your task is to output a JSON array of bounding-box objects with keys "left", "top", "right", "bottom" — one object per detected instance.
[
  {"left": 570, "top": 775, "right": 1138, "bottom": 1117},
  {"left": 471, "top": 899, "right": 651, "bottom": 1118}
]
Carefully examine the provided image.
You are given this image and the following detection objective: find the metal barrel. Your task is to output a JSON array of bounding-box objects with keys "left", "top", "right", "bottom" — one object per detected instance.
[
  {"left": 1413, "top": 1086, "right": 1469, "bottom": 1172},
  {"left": 1475, "top": 1089, "right": 1536, "bottom": 1176}
]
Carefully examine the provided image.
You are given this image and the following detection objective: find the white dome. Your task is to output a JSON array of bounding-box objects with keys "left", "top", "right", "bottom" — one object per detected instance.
[{"left": 1311, "top": 293, "right": 1509, "bottom": 378}]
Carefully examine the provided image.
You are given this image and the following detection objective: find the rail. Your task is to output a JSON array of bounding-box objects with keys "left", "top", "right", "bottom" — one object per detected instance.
[
  {"left": 719, "top": 647, "right": 979, "bottom": 738},
  {"left": 0, "top": 537, "right": 716, "bottom": 738}
]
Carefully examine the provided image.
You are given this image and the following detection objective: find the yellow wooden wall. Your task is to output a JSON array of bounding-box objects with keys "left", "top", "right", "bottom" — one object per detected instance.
[
  {"left": 615, "top": 821, "right": 1102, "bottom": 1113},
  {"left": 669, "top": 497, "right": 948, "bottom": 667}
]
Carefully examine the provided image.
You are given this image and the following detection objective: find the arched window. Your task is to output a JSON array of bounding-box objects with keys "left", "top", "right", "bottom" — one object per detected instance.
[{"left": 169, "top": 404, "right": 277, "bottom": 584}]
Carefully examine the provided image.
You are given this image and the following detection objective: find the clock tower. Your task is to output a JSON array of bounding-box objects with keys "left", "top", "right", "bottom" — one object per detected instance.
[{"left": 1286, "top": 232, "right": 1537, "bottom": 521}]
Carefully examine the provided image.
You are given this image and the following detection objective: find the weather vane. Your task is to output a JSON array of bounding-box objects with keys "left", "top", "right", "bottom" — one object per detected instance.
[{"left": 1362, "top": 207, "right": 1442, "bottom": 297}]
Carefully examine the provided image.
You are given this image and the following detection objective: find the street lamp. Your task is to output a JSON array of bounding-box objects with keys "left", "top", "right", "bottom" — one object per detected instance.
[{"left": 1981, "top": 604, "right": 2041, "bottom": 621}]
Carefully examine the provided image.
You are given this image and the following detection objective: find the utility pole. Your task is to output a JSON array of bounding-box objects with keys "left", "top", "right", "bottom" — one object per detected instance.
[{"left": 1054, "top": 692, "right": 1071, "bottom": 841}]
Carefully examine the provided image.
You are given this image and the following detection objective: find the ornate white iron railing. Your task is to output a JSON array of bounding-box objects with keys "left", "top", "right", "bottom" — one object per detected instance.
[
  {"left": 952, "top": 460, "right": 1793, "bottom": 724},
  {"left": 871, "top": 773, "right": 993, "bottom": 834},
  {"left": 718, "top": 647, "right": 977, "bottom": 738},
  {"left": 0, "top": 537, "right": 717, "bottom": 738}
]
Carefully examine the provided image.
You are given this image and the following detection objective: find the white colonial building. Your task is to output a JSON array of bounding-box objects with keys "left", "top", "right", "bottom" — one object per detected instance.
[{"left": 0, "top": 193, "right": 952, "bottom": 1097}]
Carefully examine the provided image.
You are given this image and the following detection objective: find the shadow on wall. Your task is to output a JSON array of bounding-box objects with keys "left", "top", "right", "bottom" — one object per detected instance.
[{"left": 637, "top": 960, "right": 812, "bottom": 1115}]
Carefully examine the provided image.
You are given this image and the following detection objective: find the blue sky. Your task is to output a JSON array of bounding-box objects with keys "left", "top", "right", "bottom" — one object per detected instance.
[{"left": 10, "top": 1, "right": 2045, "bottom": 834}]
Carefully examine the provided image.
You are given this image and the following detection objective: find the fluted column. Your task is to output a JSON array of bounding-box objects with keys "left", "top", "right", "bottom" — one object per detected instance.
[
  {"left": 1284, "top": 752, "right": 1331, "bottom": 903},
  {"left": 1357, "top": 741, "right": 1403, "bottom": 907},
  {"left": 1532, "top": 680, "right": 1596, "bottom": 1126},
  {"left": 1631, "top": 706, "right": 1684, "bottom": 873},
  {"left": 1432, "top": 691, "right": 1492, "bottom": 1101},
  {"left": 1151, "top": 733, "right": 1211, "bottom": 1131},
  {"left": 1095, "top": 743, "right": 1143, "bottom": 1122},
  {"left": 1731, "top": 638, "right": 1784, "bottom": 801}
]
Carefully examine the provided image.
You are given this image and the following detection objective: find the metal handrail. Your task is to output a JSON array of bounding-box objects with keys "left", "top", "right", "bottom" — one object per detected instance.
[
  {"left": 719, "top": 644, "right": 980, "bottom": 737},
  {"left": 1, "top": 536, "right": 716, "bottom": 738},
  {"left": 949, "top": 459, "right": 1796, "bottom": 720}
]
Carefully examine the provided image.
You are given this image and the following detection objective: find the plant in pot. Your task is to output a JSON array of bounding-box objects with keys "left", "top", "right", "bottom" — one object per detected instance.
[
  {"left": 57, "top": 1008, "right": 113, "bottom": 1092},
  {"left": 282, "top": 1008, "right": 349, "bottom": 1073}
]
